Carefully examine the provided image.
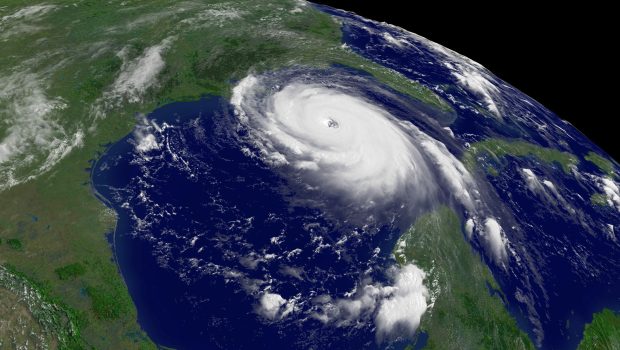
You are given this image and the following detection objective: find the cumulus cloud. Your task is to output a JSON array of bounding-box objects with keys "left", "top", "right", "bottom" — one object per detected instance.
[
  {"left": 606, "top": 224, "right": 616, "bottom": 241},
  {"left": 381, "top": 32, "right": 407, "bottom": 47},
  {"left": 465, "top": 218, "right": 475, "bottom": 238},
  {"left": 133, "top": 117, "right": 164, "bottom": 153},
  {"left": 401, "top": 29, "right": 502, "bottom": 118},
  {"left": 599, "top": 177, "right": 620, "bottom": 212},
  {"left": 257, "top": 292, "right": 297, "bottom": 321},
  {"left": 521, "top": 168, "right": 544, "bottom": 193},
  {"left": 483, "top": 218, "right": 507, "bottom": 263},
  {"left": 312, "top": 264, "right": 428, "bottom": 342},
  {"left": 375, "top": 264, "right": 428, "bottom": 341},
  {"left": 259, "top": 292, "right": 287, "bottom": 320},
  {"left": 521, "top": 168, "right": 575, "bottom": 213}
]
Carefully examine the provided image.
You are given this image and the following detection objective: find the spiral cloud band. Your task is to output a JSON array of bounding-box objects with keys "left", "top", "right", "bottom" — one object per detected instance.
[
  {"left": 232, "top": 68, "right": 508, "bottom": 265},
  {"left": 232, "top": 71, "right": 438, "bottom": 210}
]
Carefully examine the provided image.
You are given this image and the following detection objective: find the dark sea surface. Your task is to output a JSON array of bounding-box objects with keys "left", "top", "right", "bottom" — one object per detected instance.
[{"left": 92, "top": 97, "right": 403, "bottom": 349}]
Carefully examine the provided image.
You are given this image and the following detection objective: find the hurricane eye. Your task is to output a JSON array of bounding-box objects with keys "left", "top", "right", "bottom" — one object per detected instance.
[{"left": 326, "top": 118, "right": 339, "bottom": 128}]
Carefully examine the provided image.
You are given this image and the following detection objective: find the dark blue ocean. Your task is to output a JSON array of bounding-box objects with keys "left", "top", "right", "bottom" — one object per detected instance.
[{"left": 92, "top": 97, "right": 429, "bottom": 349}]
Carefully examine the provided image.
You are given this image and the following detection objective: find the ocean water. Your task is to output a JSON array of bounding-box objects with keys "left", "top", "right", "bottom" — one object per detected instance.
[{"left": 92, "top": 97, "right": 406, "bottom": 349}]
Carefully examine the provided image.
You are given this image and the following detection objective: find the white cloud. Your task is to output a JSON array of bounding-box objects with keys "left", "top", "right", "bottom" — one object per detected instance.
[
  {"left": 382, "top": 32, "right": 406, "bottom": 48},
  {"left": 135, "top": 133, "right": 159, "bottom": 153},
  {"left": 392, "top": 26, "right": 502, "bottom": 118},
  {"left": 312, "top": 264, "right": 428, "bottom": 342},
  {"left": 179, "top": 4, "right": 243, "bottom": 29},
  {"left": 600, "top": 177, "right": 620, "bottom": 212},
  {"left": 465, "top": 218, "right": 475, "bottom": 238},
  {"left": 0, "top": 71, "right": 80, "bottom": 191},
  {"left": 418, "top": 138, "right": 476, "bottom": 211},
  {"left": 451, "top": 66, "right": 500, "bottom": 117},
  {"left": 259, "top": 292, "right": 287, "bottom": 320},
  {"left": 521, "top": 168, "right": 543, "bottom": 193},
  {"left": 230, "top": 75, "right": 258, "bottom": 122},
  {"left": 521, "top": 168, "right": 575, "bottom": 213},
  {"left": 0, "top": 4, "right": 56, "bottom": 23},
  {"left": 0, "top": 4, "right": 57, "bottom": 40},
  {"left": 542, "top": 179, "right": 574, "bottom": 213},
  {"left": 257, "top": 292, "right": 297, "bottom": 321},
  {"left": 606, "top": 224, "right": 616, "bottom": 241},
  {"left": 483, "top": 218, "right": 507, "bottom": 263},
  {"left": 375, "top": 264, "right": 428, "bottom": 341},
  {"left": 233, "top": 77, "right": 438, "bottom": 207},
  {"left": 39, "top": 129, "right": 83, "bottom": 173},
  {"left": 442, "top": 126, "right": 455, "bottom": 138},
  {"left": 110, "top": 37, "right": 174, "bottom": 104}
]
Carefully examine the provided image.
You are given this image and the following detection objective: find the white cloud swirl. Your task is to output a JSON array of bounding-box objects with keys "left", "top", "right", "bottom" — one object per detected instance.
[
  {"left": 232, "top": 73, "right": 437, "bottom": 210},
  {"left": 231, "top": 69, "right": 508, "bottom": 263}
]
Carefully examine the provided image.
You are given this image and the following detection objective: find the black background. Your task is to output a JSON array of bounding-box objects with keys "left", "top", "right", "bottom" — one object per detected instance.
[{"left": 311, "top": 1, "right": 617, "bottom": 160}]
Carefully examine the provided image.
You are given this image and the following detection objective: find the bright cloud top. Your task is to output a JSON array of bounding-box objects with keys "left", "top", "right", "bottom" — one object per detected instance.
[
  {"left": 231, "top": 69, "right": 509, "bottom": 264},
  {"left": 311, "top": 264, "right": 428, "bottom": 342},
  {"left": 232, "top": 75, "right": 437, "bottom": 208}
]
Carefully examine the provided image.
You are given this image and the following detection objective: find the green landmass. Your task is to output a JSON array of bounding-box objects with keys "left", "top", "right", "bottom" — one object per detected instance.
[
  {"left": 55, "top": 263, "right": 86, "bottom": 281},
  {"left": 463, "top": 138, "right": 579, "bottom": 174},
  {"left": 6, "top": 238, "right": 23, "bottom": 250},
  {"left": 395, "top": 207, "right": 534, "bottom": 349},
  {"left": 578, "top": 308, "right": 620, "bottom": 350},
  {"left": 591, "top": 193, "right": 609, "bottom": 207},
  {"left": 486, "top": 165, "right": 499, "bottom": 177},
  {"left": 0, "top": 0, "right": 453, "bottom": 347},
  {"left": 585, "top": 152, "right": 616, "bottom": 177}
]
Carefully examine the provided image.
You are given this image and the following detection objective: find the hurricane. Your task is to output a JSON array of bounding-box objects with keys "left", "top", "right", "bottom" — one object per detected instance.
[{"left": 232, "top": 69, "right": 480, "bottom": 222}]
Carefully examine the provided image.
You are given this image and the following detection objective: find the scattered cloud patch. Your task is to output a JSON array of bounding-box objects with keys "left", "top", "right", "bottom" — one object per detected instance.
[
  {"left": 110, "top": 37, "right": 174, "bottom": 104},
  {"left": 0, "top": 4, "right": 56, "bottom": 23},
  {"left": 401, "top": 29, "right": 502, "bottom": 118},
  {"left": 449, "top": 63, "right": 500, "bottom": 117},
  {"left": 0, "top": 4, "right": 57, "bottom": 40},
  {"left": 0, "top": 71, "right": 80, "bottom": 191},
  {"left": 465, "top": 218, "right": 475, "bottom": 238},
  {"left": 521, "top": 168, "right": 575, "bottom": 213},
  {"left": 442, "top": 126, "right": 455, "bottom": 138},
  {"left": 382, "top": 32, "right": 407, "bottom": 48},
  {"left": 179, "top": 4, "right": 243, "bottom": 29},
  {"left": 133, "top": 117, "right": 162, "bottom": 153},
  {"left": 312, "top": 264, "right": 428, "bottom": 342},
  {"left": 418, "top": 138, "right": 476, "bottom": 211}
]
